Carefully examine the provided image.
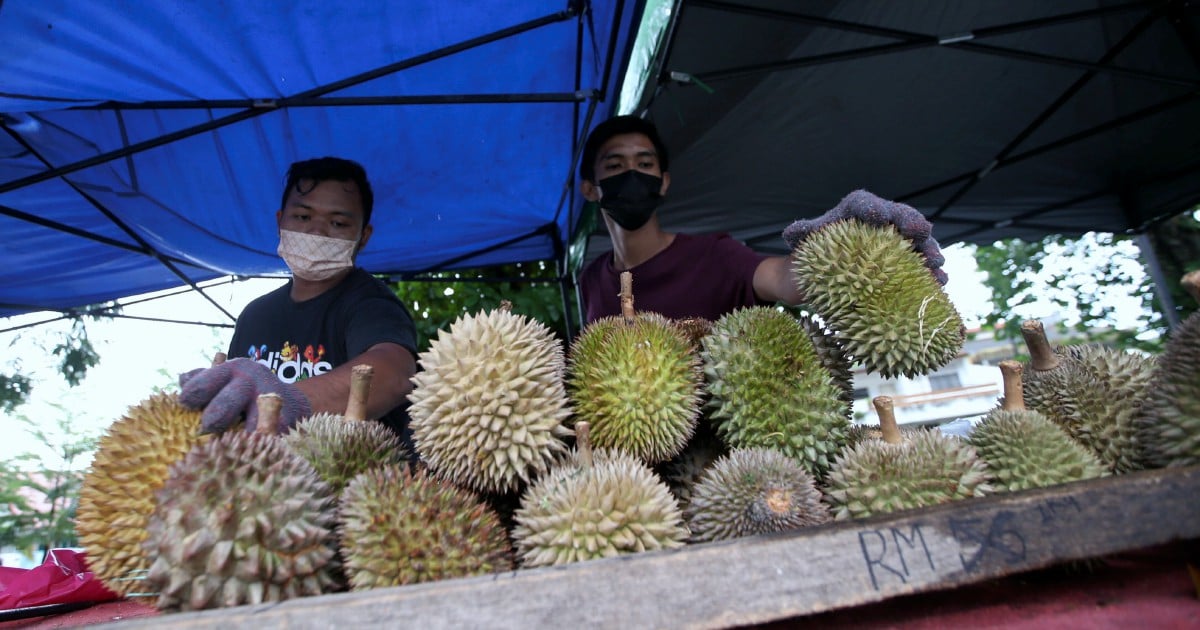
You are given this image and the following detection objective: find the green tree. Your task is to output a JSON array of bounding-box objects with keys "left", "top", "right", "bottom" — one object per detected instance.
[
  {"left": 1, "top": 308, "right": 113, "bottom": 412},
  {"left": 973, "top": 209, "right": 1200, "bottom": 354},
  {"left": 391, "top": 261, "right": 574, "bottom": 353},
  {"left": 0, "top": 412, "right": 98, "bottom": 558}
]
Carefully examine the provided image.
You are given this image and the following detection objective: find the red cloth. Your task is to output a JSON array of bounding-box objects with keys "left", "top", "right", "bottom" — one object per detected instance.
[{"left": 0, "top": 550, "right": 120, "bottom": 612}]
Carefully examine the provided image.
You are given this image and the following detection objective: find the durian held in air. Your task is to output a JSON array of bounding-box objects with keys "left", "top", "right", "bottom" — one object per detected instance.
[
  {"left": 567, "top": 271, "right": 702, "bottom": 465},
  {"left": 969, "top": 360, "right": 1107, "bottom": 493},
  {"left": 823, "top": 395, "right": 992, "bottom": 521}
]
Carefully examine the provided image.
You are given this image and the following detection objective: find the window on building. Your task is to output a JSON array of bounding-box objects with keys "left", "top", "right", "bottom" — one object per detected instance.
[
  {"left": 928, "top": 373, "right": 962, "bottom": 391},
  {"left": 852, "top": 387, "right": 869, "bottom": 401}
]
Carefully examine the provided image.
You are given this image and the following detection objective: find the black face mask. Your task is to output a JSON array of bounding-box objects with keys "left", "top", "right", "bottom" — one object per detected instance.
[{"left": 597, "top": 170, "right": 664, "bottom": 231}]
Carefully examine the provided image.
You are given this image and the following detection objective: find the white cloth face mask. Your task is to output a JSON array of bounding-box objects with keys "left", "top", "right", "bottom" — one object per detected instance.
[{"left": 277, "top": 229, "right": 359, "bottom": 281}]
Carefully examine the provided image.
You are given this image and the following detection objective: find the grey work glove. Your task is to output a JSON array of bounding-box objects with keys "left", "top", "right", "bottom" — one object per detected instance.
[
  {"left": 179, "top": 358, "right": 312, "bottom": 434},
  {"left": 782, "top": 189, "right": 948, "bottom": 285}
]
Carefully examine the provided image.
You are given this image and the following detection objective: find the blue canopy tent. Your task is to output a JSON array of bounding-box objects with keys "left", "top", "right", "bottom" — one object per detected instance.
[{"left": 0, "top": 1, "right": 643, "bottom": 334}]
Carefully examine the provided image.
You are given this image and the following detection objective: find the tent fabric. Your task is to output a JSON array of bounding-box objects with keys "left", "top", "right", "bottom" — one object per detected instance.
[
  {"left": 599, "top": 0, "right": 1200, "bottom": 262},
  {"left": 0, "top": 0, "right": 642, "bottom": 318}
]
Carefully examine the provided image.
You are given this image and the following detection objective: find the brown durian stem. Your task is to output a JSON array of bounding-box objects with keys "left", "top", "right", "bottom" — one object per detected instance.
[
  {"left": 255, "top": 393, "right": 283, "bottom": 435},
  {"left": 998, "top": 360, "right": 1025, "bottom": 412},
  {"left": 344, "top": 364, "right": 374, "bottom": 422},
  {"left": 619, "top": 271, "right": 635, "bottom": 324},
  {"left": 576, "top": 421, "right": 593, "bottom": 470},
  {"left": 499, "top": 300, "right": 513, "bottom": 313},
  {"left": 873, "top": 396, "right": 902, "bottom": 445},
  {"left": 212, "top": 351, "right": 227, "bottom": 366},
  {"left": 1183, "top": 270, "right": 1200, "bottom": 305},
  {"left": 1020, "top": 319, "right": 1060, "bottom": 372}
]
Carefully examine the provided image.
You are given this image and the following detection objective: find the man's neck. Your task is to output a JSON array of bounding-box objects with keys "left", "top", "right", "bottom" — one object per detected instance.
[
  {"left": 289, "top": 268, "right": 353, "bottom": 302},
  {"left": 610, "top": 224, "right": 675, "bottom": 271}
]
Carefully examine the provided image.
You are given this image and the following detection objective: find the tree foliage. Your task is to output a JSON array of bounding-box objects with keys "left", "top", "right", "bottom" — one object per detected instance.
[
  {"left": 1, "top": 308, "right": 114, "bottom": 412},
  {"left": 973, "top": 209, "right": 1199, "bottom": 354},
  {"left": 391, "top": 261, "right": 575, "bottom": 353},
  {"left": 0, "top": 412, "right": 98, "bottom": 557}
]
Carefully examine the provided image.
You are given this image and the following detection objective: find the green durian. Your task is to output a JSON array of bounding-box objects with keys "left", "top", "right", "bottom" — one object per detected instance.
[
  {"left": 685, "top": 447, "right": 830, "bottom": 543},
  {"left": 512, "top": 423, "right": 689, "bottom": 567},
  {"left": 824, "top": 396, "right": 992, "bottom": 520},
  {"left": 567, "top": 273, "right": 702, "bottom": 464},
  {"left": 408, "top": 302, "right": 573, "bottom": 494},
  {"left": 285, "top": 365, "right": 408, "bottom": 494},
  {"left": 1137, "top": 272, "right": 1200, "bottom": 468},
  {"left": 142, "top": 397, "right": 338, "bottom": 612},
  {"left": 970, "top": 361, "right": 1107, "bottom": 492},
  {"left": 337, "top": 464, "right": 514, "bottom": 589},
  {"left": 1019, "top": 320, "right": 1154, "bottom": 474},
  {"left": 791, "top": 219, "right": 965, "bottom": 378},
  {"left": 701, "top": 306, "right": 850, "bottom": 476},
  {"left": 76, "top": 393, "right": 209, "bottom": 598}
]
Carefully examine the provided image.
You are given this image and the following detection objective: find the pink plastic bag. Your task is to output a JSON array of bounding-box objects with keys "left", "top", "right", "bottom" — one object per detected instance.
[{"left": 0, "top": 549, "right": 120, "bottom": 612}]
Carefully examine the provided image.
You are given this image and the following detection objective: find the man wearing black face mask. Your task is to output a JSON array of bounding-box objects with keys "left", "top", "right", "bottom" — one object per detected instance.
[{"left": 577, "top": 115, "right": 947, "bottom": 324}]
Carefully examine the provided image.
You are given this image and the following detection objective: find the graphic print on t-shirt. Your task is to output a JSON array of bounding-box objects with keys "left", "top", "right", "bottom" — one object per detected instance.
[{"left": 242, "top": 341, "right": 332, "bottom": 383}]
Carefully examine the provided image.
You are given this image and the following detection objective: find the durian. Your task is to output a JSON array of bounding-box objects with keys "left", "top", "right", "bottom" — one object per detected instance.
[
  {"left": 142, "top": 395, "right": 339, "bottom": 611},
  {"left": 408, "top": 301, "right": 573, "bottom": 494},
  {"left": 76, "top": 392, "right": 209, "bottom": 597},
  {"left": 969, "top": 361, "right": 1107, "bottom": 492},
  {"left": 791, "top": 218, "right": 965, "bottom": 378},
  {"left": 337, "top": 464, "right": 513, "bottom": 589},
  {"left": 798, "top": 314, "right": 856, "bottom": 411},
  {"left": 654, "top": 421, "right": 729, "bottom": 511},
  {"left": 285, "top": 365, "right": 408, "bottom": 494},
  {"left": 512, "top": 422, "right": 689, "bottom": 567},
  {"left": 701, "top": 305, "right": 850, "bottom": 476},
  {"left": 685, "top": 447, "right": 830, "bottom": 543},
  {"left": 1019, "top": 320, "right": 1154, "bottom": 473},
  {"left": 1137, "top": 271, "right": 1200, "bottom": 468},
  {"left": 567, "top": 272, "right": 702, "bottom": 464},
  {"left": 824, "top": 396, "right": 992, "bottom": 520}
]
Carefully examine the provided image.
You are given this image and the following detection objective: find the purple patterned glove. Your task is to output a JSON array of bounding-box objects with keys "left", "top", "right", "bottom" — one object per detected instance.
[
  {"left": 782, "top": 189, "right": 948, "bottom": 285},
  {"left": 178, "top": 358, "right": 312, "bottom": 434}
]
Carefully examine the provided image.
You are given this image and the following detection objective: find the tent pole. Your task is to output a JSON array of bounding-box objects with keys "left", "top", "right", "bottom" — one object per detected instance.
[{"left": 1137, "top": 232, "right": 1181, "bottom": 330}]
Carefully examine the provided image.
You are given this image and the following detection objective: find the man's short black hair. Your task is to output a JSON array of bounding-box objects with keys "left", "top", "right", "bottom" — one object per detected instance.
[
  {"left": 280, "top": 156, "right": 375, "bottom": 225},
  {"left": 579, "top": 115, "right": 670, "bottom": 183}
]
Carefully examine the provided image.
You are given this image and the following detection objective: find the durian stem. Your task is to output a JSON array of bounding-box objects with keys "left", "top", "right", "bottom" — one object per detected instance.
[
  {"left": 1020, "top": 320, "right": 1060, "bottom": 372},
  {"left": 255, "top": 393, "right": 283, "bottom": 435},
  {"left": 212, "top": 351, "right": 227, "bottom": 366},
  {"left": 499, "top": 300, "right": 513, "bottom": 313},
  {"left": 998, "top": 360, "right": 1025, "bottom": 412},
  {"left": 576, "top": 421, "right": 593, "bottom": 470},
  {"left": 345, "top": 364, "right": 374, "bottom": 422},
  {"left": 619, "top": 271, "right": 635, "bottom": 324},
  {"left": 1183, "top": 270, "right": 1200, "bottom": 305},
  {"left": 874, "top": 396, "right": 902, "bottom": 445}
]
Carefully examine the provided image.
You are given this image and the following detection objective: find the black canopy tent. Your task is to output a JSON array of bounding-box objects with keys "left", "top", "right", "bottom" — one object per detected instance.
[{"left": 586, "top": 0, "right": 1200, "bottom": 284}]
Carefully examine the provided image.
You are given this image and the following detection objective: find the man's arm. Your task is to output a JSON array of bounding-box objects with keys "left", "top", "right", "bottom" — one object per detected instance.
[
  {"left": 753, "top": 255, "right": 805, "bottom": 306},
  {"left": 295, "top": 342, "right": 416, "bottom": 420}
]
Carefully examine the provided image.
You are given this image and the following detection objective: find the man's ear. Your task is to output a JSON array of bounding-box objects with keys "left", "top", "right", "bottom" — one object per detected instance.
[
  {"left": 357, "top": 224, "right": 374, "bottom": 253},
  {"left": 581, "top": 178, "right": 601, "bottom": 202},
  {"left": 275, "top": 210, "right": 283, "bottom": 227},
  {"left": 659, "top": 172, "right": 671, "bottom": 196}
]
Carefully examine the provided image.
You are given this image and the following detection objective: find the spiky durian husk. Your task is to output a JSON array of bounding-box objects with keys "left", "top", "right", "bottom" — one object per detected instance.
[
  {"left": 845, "top": 424, "right": 884, "bottom": 449},
  {"left": 824, "top": 430, "right": 992, "bottom": 520},
  {"left": 76, "top": 393, "right": 208, "bottom": 597},
  {"left": 702, "top": 306, "right": 850, "bottom": 476},
  {"left": 1025, "top": 344, "right": 1153, "bottom": 474},
  {"left": 284, "top": 413, "right": 408, "bottom": 494},
  {"left": 654, "top": 421, "right": 729, "bottom": 511},
  {"left": 142, "top": 432, "right": 338, "bottom": 612},
  {"left": 568, "top": 312, "right": 702, "bottom": 464},
  {"left": 1137, "top": 312, "right": 1200, "bottom": 468},
  {"left": 408, "top": 306, "right": 573, "bottom": 494},
  {"left": 512, "top": 448, "right": 688, "bottom": 567},
  {"left": 791, "top": 220, "right": 965, "bottom": 378},
  {"left": 969, "top": 409, "right": 1108, "bottom": 492},
  {"left": 337, "top": 464, "right": 513, "bottom": 589},
  {"left": 685, "top": 447, "right": 830, "bottom": 542},
  {"left": 672, "top": 316, "right": 713, "bottom": 353},
  {"left": 797, "top": 314, "right": 855, "bottom": 412}
]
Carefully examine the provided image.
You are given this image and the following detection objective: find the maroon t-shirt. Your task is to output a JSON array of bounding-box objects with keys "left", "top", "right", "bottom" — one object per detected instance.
[{"left": 579, "top": 232, "right": 770, "bottom": 324}]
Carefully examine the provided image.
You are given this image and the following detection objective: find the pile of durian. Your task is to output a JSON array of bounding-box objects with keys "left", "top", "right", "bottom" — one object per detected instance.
[{"left": 73, "top": 240, "right": 1198, "bottom": 613}]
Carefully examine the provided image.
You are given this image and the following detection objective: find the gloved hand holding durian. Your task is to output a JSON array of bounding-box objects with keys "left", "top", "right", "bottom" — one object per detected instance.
[
  {"left": 782, "top": 189, "right": 947, "bottom": 286},
  {"left": 179, "top": 358, "right": 312, "bottom": 434}
]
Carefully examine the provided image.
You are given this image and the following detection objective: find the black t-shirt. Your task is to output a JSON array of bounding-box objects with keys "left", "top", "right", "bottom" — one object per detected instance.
[{"left": 228, "top": 267, "right": 418, "bottom": 445}]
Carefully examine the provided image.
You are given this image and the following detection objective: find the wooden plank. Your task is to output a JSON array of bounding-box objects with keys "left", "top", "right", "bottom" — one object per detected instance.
[{"left": 101, "top": 465, "right": 1200, "bottom": 629}]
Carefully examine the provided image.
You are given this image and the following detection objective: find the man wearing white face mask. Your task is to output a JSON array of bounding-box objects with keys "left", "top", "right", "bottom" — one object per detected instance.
[{"left": 178, "top": 157, "right": 419, "bottom": 444}]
